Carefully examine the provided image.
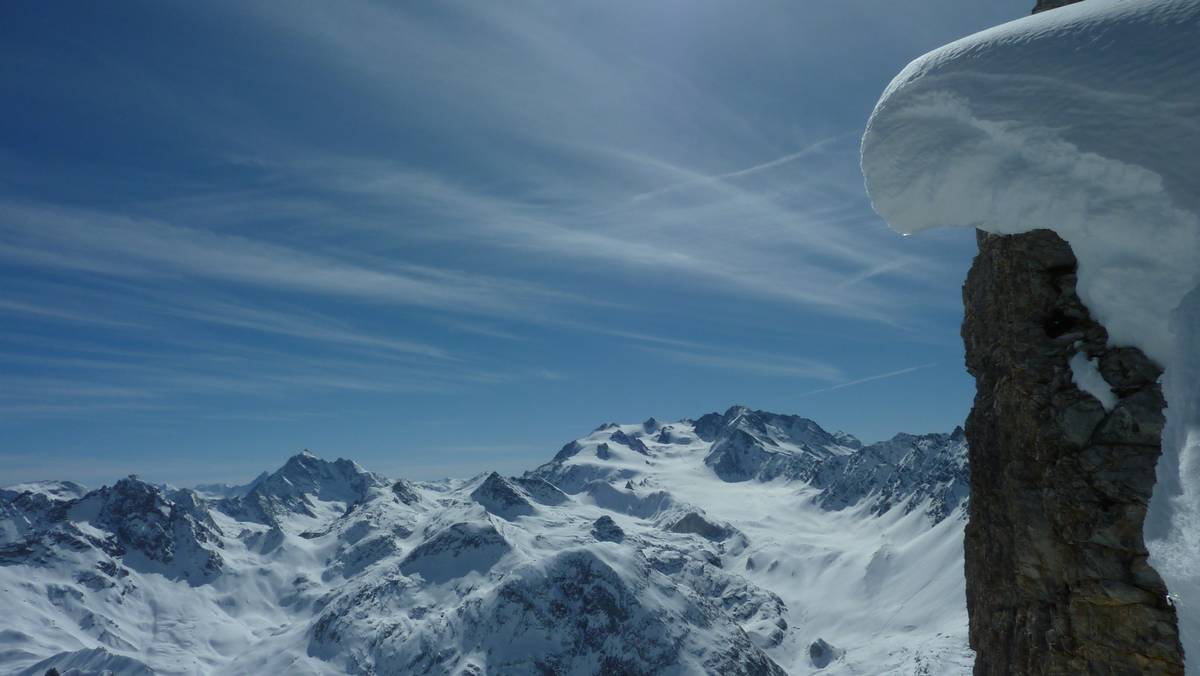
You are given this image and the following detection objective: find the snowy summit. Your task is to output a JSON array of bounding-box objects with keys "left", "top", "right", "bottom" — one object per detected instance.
[{"left": 1, "top": 407, "right": 970, "bottom": 675}]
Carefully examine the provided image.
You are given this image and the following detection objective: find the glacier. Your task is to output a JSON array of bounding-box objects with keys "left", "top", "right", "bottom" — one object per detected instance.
[
  {"left": 860, "top": 0, "right": 1200, "bottom": 662},
  {"left": 2, "top": 406, "right": 971, "bottom": 675}
]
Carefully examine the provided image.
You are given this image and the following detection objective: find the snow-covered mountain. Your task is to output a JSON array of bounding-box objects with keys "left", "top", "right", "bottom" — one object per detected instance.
[{"left": 1, "top": 406, "right": 970, "bottom": 675}]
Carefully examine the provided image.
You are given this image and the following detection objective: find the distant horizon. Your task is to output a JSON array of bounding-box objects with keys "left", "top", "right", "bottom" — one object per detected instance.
[{"left": 3, "top": 402, "right": 966, "bottom": 488}]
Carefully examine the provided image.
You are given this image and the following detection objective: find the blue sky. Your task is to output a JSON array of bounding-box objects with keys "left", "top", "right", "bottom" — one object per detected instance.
[{"left": 0, "top": 0, "right": 1028, "bottom": 486}]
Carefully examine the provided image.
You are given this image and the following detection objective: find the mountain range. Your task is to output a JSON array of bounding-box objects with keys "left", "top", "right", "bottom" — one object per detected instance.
[{"left": 0, "top": 406, "right": 970, "bottom": 675}]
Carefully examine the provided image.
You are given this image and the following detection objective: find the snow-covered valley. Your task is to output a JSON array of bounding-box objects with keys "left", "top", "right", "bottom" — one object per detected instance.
[{"left": 1, "top": 406, "right": 971, "bottom": 675}]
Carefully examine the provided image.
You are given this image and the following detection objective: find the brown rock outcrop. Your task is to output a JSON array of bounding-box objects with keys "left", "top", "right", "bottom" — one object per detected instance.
[{"left": 962, "top": 229, "right": 1184, "bottom": 674}]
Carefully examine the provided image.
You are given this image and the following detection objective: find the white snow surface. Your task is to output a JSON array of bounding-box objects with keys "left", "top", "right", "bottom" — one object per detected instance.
[
  {"left": 1, "top": 407, "right": 971, "bottom": 675},
  {"left": 861, "top": 0, "right": 1200, "bottom": 663},
  {"left": 1069, "top": 352, "right": 1116, "bottom": 412}
]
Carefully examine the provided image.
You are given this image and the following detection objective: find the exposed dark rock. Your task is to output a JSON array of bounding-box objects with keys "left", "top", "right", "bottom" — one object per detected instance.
[
  {"left": 641, "top": 543, "right": 788, "bottom": 650},
  {"left": 531, "top": 403, "right": 965, "bottom": 523},
  {"left": 390, "top": 479, "right": 421, "bottom": 506},
  {"left": 667, "top": 511, "right": 733, "bottom": 541},
  {"left": 552, "top": 440, "right": 583, "bottom": 462},
  {"left": 701, "top": 407, "right": 854, "bottom": 483},
  {"left": 816, "top": 430, "right": 968, "bottom": 521},
  {"left": 71, "top": 477, "right": 224, "bottom": 582},
  {"left": 808, "top": 638, "right": 842, "bottom": 669},
  {"left": 962, "top": 229, "right": 1183, "bottom": 674},
  {"left": 398, "top": 521, "right": 510, "bottom": 583},
  {"left": 692, "top": 411, "right": 727, "bottom": 442},
  {"left": 0, "top": 485, "right": 73, "bottom": 548},
  {"left": 1033, "top": 0, "right": 1079, "bottom": 12},
  {"left": 218, "top": 451, "right": 384, "bottom": 527},
  {"left": 590, "top": 515, "right": 624, "bottom": 542},
  {"left": 473, "top": 550, "right": 787, "bottom": 676},
  {"left": 595, "top": 442, "right": 612, "bottom": 460},
  {"left": 510, "top": 476, "right": 569, "bottom": 506},
  {"left": 609, "top": 429, "right": 650, "bottom": 455},
  {"left": 334, "top": 534, "right": 400, "bottom": 577},
  {"left": 0, "top": 477, "right": 223, "bottom": 582},
  {"left": 470, "top": 473, "right": 535, "bottom": 519}
]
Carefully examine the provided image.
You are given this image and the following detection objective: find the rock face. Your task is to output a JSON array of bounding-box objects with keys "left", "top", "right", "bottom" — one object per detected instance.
[
  {"left": 698, "top": 406, "right": 861, "bottom": 484},
  {"left": 1032, "top": 0, "right": 1077, "bottom": 11},
  {"left": 961, "top": 229, "right": 1184, "bottom": 674},
  {"left": 816, "top": 428, "right": 968, "bottom": 521},
  {"left": 219, "top": 450, "right": 386, "bottom": 527},
  {"left": 1, "top": 476, "right": 225, "bottom": 584},
  {"left": 470, "top": 472, "right": 535, "bottom": 519},
  {"left": 591, "top": 515, "right": 625, "bottom": 542}
]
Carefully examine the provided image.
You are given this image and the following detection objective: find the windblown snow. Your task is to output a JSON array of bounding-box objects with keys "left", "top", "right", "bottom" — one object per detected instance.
[
  {"left": 1, "top": 406, "right": 971, "bottom": 675},
  {"left": 861, "top": 0, "right": 1200, "bottom": 662}
]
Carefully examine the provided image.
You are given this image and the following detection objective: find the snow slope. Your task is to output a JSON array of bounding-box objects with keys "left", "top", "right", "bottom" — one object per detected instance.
[
  {"left": 861, "top": 0, "right": 1200, "bottom": 660},
  {"left": 2, "top": 406, "right": 971, "bottom": 675}
]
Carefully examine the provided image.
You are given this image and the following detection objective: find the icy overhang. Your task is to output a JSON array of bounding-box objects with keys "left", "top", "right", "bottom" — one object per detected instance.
[
  {"left": 861, "top": 0, "right": 1200, "bottom": 364},
  {"left": 861, "top": 0, "right": 1200, "bottom": 665}
]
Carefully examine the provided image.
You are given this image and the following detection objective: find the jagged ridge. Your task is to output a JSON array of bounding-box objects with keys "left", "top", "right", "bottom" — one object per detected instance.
[{"left": 1, "top": 407, "right": 972, "bottom": 675}]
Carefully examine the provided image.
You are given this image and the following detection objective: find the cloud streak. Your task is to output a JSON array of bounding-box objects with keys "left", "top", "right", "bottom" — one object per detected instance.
[
  {"left": 627, "top": 133, "right": 855, "bottom": 203},
  {"left": 638, "top": 345, "right": 844, "bottom": 383},
  {"left": 0, "top": 202, "right": 578, "bottom": 321},
  {"left": 798, "top": 362, "right": 940, "bottom": 397},
  {"left": 0, "top": 0, "right": 1017, "bottom": 470}
]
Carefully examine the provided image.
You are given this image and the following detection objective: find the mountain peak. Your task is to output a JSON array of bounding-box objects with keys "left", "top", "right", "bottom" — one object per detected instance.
[
  {"left": 532, "top": 406, "right": 965, "bottom": 521},
  {"left": 277, "top": 450, "right": 369, "bottom": 480},
  {"left": 724, "top": 404, "right": 752, "bottom": 419},
  {"left": 609, "top": 429, "right": 650, "bottom": 455},
  {"left": 471, "top": 472, "right": 534, "bottom": 519},
  {"left": 70, "top": 475, "right": 225, "bottom": 582},
  {"left": 217, "top": 450, "right": 385, "bottom": 527},
  {"left": 282, "top": 449, "right": 323, "bottom": 470}
]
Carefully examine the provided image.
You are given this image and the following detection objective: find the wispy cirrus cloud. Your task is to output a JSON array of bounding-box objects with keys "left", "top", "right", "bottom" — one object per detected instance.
[
  {"left": 0, "top": 298, "right": 145, "bottom": 329},
  {"left": 160, "top": 300, "right": 453, "bottom": 360},
  {"left": 636, "top": 345, "right": 844, "bottom": 383},
  {"left": 799, "top": 362, "right": 941, "bottom": 397},
  {"left": 0, "top": 0, "right": 1022, "bottom": 476},
  {"left": 625, "top": 133, "right": 857, "bottom": 203},
  {"left": 0, "top": 201, "right": 579, "bottom": 320},
  {"left": 133, "top": 0, "right": 970, "bottom": 327},
  {"left": 211, "top": 144, "right": 938, "bottom": 327}
]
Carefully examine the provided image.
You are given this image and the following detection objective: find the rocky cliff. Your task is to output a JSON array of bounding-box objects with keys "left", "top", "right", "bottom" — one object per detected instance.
[
  {"left": 962, "top": 229, "right": 1184, "bottom": 673},
  {"left": 1032, "top": 0, "right": 1079, "bottom": 12}
]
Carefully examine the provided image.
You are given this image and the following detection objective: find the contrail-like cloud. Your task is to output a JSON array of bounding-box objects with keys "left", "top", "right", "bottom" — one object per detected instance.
[
  {"left": 628, "top": 133, "right": 854, "bottom": 203},
  {"left": 798, "top": 362, "right": 939, "bottom": 397}
]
